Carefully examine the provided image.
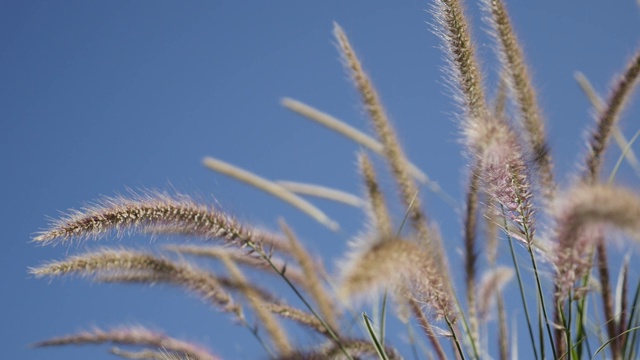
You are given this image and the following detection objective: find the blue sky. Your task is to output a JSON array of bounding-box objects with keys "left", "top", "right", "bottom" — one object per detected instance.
[{"left": 2, "top": 1, "right": 640, "bottom": 359}]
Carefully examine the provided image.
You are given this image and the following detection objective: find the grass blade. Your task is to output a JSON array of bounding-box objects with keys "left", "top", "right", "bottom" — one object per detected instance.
[{"left": 363, "top": 312, "right": 390, "bottom": 360}]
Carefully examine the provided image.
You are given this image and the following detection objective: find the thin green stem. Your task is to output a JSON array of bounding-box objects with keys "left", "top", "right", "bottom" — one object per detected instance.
[
  {"left": 528, "top": 246, "right": 558, "bottom": 359},
  {"left": 380, "top": 290, "right": 388, "bottom": 346},
  {"left": 247, "top": 241, "right": 354, "bottom": 360},
  {"left": 509, "top": 167, "right": 558, "bottom": 359},
  {"left": 502, "top": 206, "right": 539, "bottom": 360},
  {"left": 450, "top": 285, "right": 481, "bottom": 359},
  {"left": 446, "top": 316, "right": 466, "bottom": 360},
  {"left": 608, "top": 129, "right": 640, "bottom": 184},
  {"left": 363, "top": 312, "right": 390, "bottom": 360},
  {"left": 239, "top": 318, "right": 277, "bottom": 359}
]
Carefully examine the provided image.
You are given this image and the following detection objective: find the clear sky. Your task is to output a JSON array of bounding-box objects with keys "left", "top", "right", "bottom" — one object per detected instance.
[{"left": 2, "top": 1, "right": 639, "bottom": 359}]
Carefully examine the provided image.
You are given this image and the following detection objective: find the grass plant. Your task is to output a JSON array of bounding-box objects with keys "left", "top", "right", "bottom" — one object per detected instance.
[{"left": 30, "top": 1, "right": 640, "bottom": 359}]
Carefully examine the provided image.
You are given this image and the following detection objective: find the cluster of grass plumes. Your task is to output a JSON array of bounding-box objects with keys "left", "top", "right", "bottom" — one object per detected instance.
[{"left": 30, "top": 1, "right": 640, "bottom": 359}]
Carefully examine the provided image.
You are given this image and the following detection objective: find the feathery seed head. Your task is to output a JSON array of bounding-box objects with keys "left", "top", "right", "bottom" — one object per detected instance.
[
  {"left": 33, "top": 192, "right": 285, "bottom": 254},
  {"left": 553, "top": 184, "right": 640, "bottom": 299},
  {"left": 32, "top": 326, "right": 218, "bottom": 360},
  {"left": 338, "top": 236, "right": 455, "bottom": 320}
]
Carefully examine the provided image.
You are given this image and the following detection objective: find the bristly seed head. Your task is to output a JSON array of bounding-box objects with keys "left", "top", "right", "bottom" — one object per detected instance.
[{"left": 33, "top": 191, "right": 284, "bottom": 254}]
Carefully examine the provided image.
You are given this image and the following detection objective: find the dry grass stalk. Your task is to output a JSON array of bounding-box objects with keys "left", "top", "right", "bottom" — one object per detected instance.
[
  {"left": 163, "top": 244, "right": 306, "bottom": 285},
  {"left": 496, "top": 294, "right": 509, "bottom": 360},
  {"left": 575, "top": 71, "right": 640, "bottom": 177},
  {"left": 338, "top": 237, "right": 455, "bottom": 320},
  {"left": 615, "top": 257, "right": 630, "bottom": 347},
  {"left": 33, "top": 192, "right": 284, "bottom": 254},
  {"left": 281, "top": 97, "right": 432, "bottom": 185},
  {"left": 97, "top": 272, "right": 279, "bottom": 305},
  {"left": 31, "top": 249, "right": 238, "bottom": 313},
  {"left": 464, "top": 161, "right": 481, "bottom": 346},
  {"left": 217, "top": 252, "right": 292, "bottom": 355},
  {"left": 584, "top": 49, "right": 640, "bottom": 182},
  {"left": 431, "top": 0, "right": 488, "bottom": 124},
  {"left": 32, "top": 326, "right": 218, "bottom": 360},
  {"left": 554, "top": 184, "right": 640, "bottom": 299},
  {"left": 432, "top": 0, "right": 535, "bottom": 241},
  {"left": 276, "top": 180, "right": 364, "bottom": 208},
  {"left": 276, "top": 339, "right": 401, "bottom": 360},
  {"left": 481, "top": 0, "right": 555, "bottom": 202},
  {"left": 333, "top": 23, "right": 434, "bottom": 245},
  {"left": 480, "top": 123, "right": 536, "bottom": 243},
  {"left": 262, "top": 302, "right": 327, "bottom": 336},
  {"left": 279, "top": 220, "right": 338, "bottom": 330},
  {"left": 358, "top": 153, "right": 393, "bottom": 236},
  {"left": 581, "top": 61, "right": 640, "bottom": 356},
  {"left": 203, "top": 156, "right": 339, "bottom": 231},
  {"left": 110, "top": 347, "right": 193, "bottom": 360}
]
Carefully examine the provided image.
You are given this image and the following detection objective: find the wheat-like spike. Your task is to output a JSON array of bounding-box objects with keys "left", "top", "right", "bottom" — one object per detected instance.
[
  {"left": 431, "top": 0, "right": 536, "bottom": 240},
  {"left": 262, "top": 302, "right": 328, "bottom": 336},
  {"left": 283, "top": 97, "right": 459, "bottom": 209},
  {"left": 97, "top": 272, "right": 279, "bottom": 305},
  {"left": 276, "top": 180, "right": 364, "bottom": 208},
  {"left": 464, "top": 160, "right": 481, "bottom": 346},
  {"left": 431, "top": 0, "right": 489, "bottom": 124},
  {"left": 481, "top": 124, "right": 536, "bottom": 244},
  {"left": 497, "top": 293, "right": 509, "bottom": 360},
  {"left": 333, "top": 23, "right": 432, "bottom": 245},
  {"left": 584, "top": 49, "right": 640, "bottom": 182},
  {"left": 575, "top": 71, "right": 640, "bottom": 178},
  {"left": 33, "top": 192, "right": 280, "bottom": 254},
  {"left": 110, "top": 347, "right": 192, "bottom": 360},
  {"left": 282, "top": 97, "right": 433, "bottom": 184},
  {"left": 481, "top": 0, "right": 555, "bottom": 202},
  {"left": 203, "top": 156, "right": 339, "bottom": 231},
  {"left": 32, "top": 326, "right": 218, "bottom": 360},
  {"left": 358, "top": 153, "right": 393, "bottom": 236},
  {"left": 338, "top": 237, "right": 455, "bottom": 320},
  {"left": 275, "top": 339, "right": 402, "bottom": 360},
  {"left": 163, "top": 245, "right": 306, "bottom": 285},
  {"left": 333, "top": 27, "right": 458, "bottom": 331},
  {"left": 218, "top": 253, "right": 292, "bottom": 355},
  {"left": 578, "top": 53, "right": 640, "bottom": 357},
  {"left": 494, "top": 74, "right": 508, "bottom": 121},
  {"left": 279, "top": 220, "right": 338, "bottom": 330},
  {"left": 31, "top": 249, "right": 237, "bottom": 313},
  {"left": 554, "top": 184, "right": 640, "bottom": 299}
]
